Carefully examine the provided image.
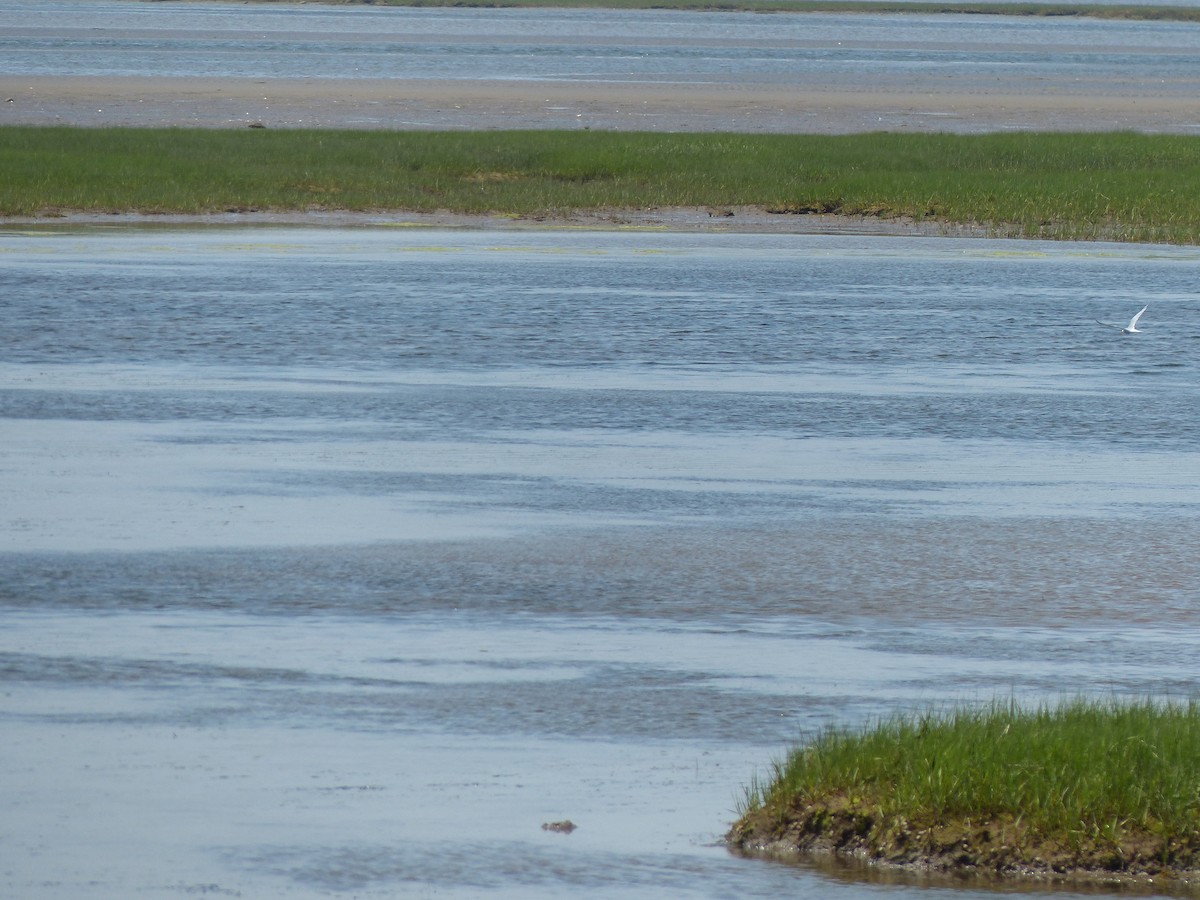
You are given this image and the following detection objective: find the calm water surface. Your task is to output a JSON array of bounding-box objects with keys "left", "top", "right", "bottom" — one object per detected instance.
[
  {"left": 2, "top": 227, "right": 1200, "bottom": 898},
  {"left": 4, "top": 0, "right": 1200, "bottom": 98}
]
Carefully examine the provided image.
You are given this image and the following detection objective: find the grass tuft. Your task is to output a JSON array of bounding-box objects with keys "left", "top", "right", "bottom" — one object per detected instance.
[{"left": 731, "top": 698, "right": 1200, "bottom": 879}]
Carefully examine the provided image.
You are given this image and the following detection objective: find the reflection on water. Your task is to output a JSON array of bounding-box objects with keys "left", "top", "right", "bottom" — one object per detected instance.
[
  {"left": 2, "top": 228, "right": 1200, "bottom": 899},
  {"left": 797, "top": 852, "right": 1196, "bottom": 897}
]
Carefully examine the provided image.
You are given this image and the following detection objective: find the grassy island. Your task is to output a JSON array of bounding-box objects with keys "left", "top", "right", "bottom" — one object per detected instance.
[
  {"left": 4, "top": 127, "right": 1200, "bottom": 243},
  {"left": 729, "top": 699, "right": 1200, "bottom": 886},
  {"left": 240, "top": 0, "right": 1200, "bottom": 23}
]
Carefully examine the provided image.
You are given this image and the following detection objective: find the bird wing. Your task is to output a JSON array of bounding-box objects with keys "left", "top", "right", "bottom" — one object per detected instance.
[{"left": 1128, "top": 305, "right": 1148, "bottom": 329}]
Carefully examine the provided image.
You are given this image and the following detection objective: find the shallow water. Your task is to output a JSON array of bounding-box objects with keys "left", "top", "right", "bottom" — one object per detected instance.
[
  {"left": 3, "top": 227, "right": 1200, "bottom": 898},
  {"left": 4, "top": 0, "right": 1200, "bottom": 100}
]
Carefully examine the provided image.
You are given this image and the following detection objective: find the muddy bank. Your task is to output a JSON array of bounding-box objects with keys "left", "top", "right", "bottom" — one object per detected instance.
[
  {"left": 728, "top": 805, "right": 1200, "bottom": 892},
  {"left": 0, "top": 206, "right": 995, "bottom": 238}
]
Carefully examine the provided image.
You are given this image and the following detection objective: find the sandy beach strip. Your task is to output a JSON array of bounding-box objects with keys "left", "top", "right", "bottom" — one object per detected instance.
[
  {"left": 4, "top": 75, "right": 1200, "bottom": 134},
  {"left": 0, "top": 205, "right": 1002, "bottom": 239}
]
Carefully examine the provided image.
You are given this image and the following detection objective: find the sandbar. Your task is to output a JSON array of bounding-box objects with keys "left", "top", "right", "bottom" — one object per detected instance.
[{"left": 4, "top": 74, "right": 1199, "bottom": 134}]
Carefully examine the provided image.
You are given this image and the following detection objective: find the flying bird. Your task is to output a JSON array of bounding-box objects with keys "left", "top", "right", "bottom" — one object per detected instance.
[{"left": 1096, "top": 305, "right": 1148, "bottom": 334}]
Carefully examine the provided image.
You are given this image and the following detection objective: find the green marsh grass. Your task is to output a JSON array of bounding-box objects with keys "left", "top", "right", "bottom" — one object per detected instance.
[
  {"left": 256, "top": 0, "right": 1200, "bottom": 22},
  {"left": 5, "top": 127, "right": 1200, "bottom": 242},
  {"left": 733, "top": 698, "right": 1200, "bottom": 875}
]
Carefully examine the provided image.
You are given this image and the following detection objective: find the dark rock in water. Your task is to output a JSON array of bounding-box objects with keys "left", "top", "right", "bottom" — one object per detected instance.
[{"left": 542, "top": 820, "right": 577, "bottom": 834}]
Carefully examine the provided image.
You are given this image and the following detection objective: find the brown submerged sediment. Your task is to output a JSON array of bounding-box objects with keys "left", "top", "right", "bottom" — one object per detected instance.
[
  {"left": 0, "top": 206, "right": 993, "bottom": 238},
  {"left": 728, "top": 800, "right": 1200, "bottom": 890}
]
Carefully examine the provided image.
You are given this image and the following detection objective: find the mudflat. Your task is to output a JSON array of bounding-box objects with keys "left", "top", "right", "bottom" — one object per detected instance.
[{"left": 4, "top": 73, "right": 1198, "bottom": 133}]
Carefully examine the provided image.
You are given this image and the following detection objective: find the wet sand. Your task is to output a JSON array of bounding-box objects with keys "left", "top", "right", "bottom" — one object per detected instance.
[
  {"left": 4, "top": 73, "right": 1199, "bottom": 135},
  {"left": 0, "top": 206, "right": 994, "bottom": 238}
]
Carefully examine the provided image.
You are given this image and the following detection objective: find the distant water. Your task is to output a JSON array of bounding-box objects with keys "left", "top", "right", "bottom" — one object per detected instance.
[
  {"left": 3, "top": 0, "right": 1200, "bottom": 99},
  {"left": 3, "top": 226, "right": 1200, "bottom": 899}
]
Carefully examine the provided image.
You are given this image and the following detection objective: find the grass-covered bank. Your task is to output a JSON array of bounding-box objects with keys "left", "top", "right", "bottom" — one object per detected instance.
[
  {"left": 729, "top": 699, "right": 1200, "bottom": 884},
  {"left": 5, "top": 127, "right": 1200, "bottom": 242},
  {"left": 231, "top": 0, "right": 1200, "bottom": 23}
]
